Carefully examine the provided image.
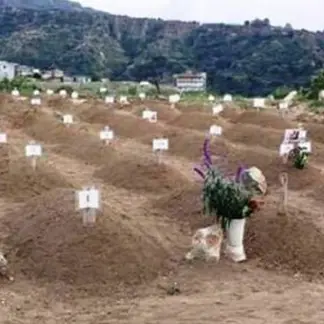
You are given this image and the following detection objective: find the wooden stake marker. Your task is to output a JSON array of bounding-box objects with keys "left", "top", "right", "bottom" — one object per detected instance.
[{"left": 279, "top": 172, "right": 288, "bottom": 215}]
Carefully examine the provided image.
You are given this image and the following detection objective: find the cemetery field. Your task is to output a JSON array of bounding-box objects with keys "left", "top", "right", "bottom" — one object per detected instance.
[{"left": 1, "top": 95, "right": 324, "bottom": 323}]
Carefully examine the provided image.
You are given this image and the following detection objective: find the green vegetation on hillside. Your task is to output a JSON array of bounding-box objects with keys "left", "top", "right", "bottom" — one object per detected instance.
[{"left": 1, "top": 6, "right": 324, "bottom": 96}]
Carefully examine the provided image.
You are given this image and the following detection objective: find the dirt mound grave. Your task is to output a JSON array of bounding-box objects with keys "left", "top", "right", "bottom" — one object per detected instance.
[
  {"left": 278, "top": 164, "right": 324, "bottom": 191},
  {"left": 140, "top": 128, "right": 212, "bottom": 161},
  {"left": 154, "top": 179, "right": 324, "bottom": 280},
  {"left": 94, "top": 152, "right": 189, "bottom": 194},
  {"left": 158, "top": 134, "right": 321, "bottom": 191},
  {"left": 3, "top": 189, "right": 173, "bottom": 295},
  {"left": 168, "top": 112, "right": 228, "bottom": 131},
  {"left": 23, "top": 113, "right": 118, "bottom": 166},
  {"left": 0, "top": 98, "right": 39, "bottom": 129},
  {"left": 132, "top": 101, "right": 181, "bottom": 123},
  {"left": 79, "top": 108, "right": 165, "bottom": 139},
  {"left": 45, "top": 97, "right": 72, "bottom": 112},
  {"left": 246, "top": 205, "right": 324, "bottom": 280},
  {"left": 224, "top": 123, "right": 282, "bottom": 149},
  {"left": 204, "top": 139, "right": 277, "bottom": 183},
  {"left": 151, "top": 184, "right": 211, "bottom": 231},
  {"left": 218, "top": 107, "right": 241, "bottom": 121},
  {"left": 304, "top": 123, "right": 324, "bottom": 144},
  {"left": 176, "top": 102, "right": 211, "bottom": 113},
  {"left": 232, "top": 111, "right": 294, "bottom": 130},
  {"left": 0, "top": 156, "right": 72, "bottom": 202},
  {"left": 0, "top": 144, "right": 9, "bottom": 174},
  {"left": 213, "top": 141, "right": 324, "bottom": 190}
]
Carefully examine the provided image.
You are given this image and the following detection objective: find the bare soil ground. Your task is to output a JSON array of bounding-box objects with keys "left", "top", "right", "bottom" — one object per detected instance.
[{"left": 0, "top": 94, "right": 324, "bottom": 323}]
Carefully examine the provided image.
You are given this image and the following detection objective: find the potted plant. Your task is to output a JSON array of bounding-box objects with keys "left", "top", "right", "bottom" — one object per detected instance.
[{"left": 194, "top": 138, "right": 265, "bottom": 262}]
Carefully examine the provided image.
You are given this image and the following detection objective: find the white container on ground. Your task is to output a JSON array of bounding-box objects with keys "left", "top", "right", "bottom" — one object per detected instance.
[{"left": 225, "top": 218, "right": 246, "bottom": 262}]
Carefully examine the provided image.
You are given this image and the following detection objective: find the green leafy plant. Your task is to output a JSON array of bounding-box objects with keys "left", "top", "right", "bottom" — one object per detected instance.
[
  {"left": 293, "top": 149, "right": 309, "bottom": 169},
  {"left": 194, "top": 138, "right": 262, "bottom": 232},
  {"left": 0, "top": 77, "right": 36, "bottom": 95},
  {"left": 202, "top": 168, "right": 255, "bottom": 231}
]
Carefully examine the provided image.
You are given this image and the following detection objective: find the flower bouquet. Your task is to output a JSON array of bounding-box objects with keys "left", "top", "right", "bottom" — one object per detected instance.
[{"left": 194, "top": 138, "right": 265, "bottom": 262}]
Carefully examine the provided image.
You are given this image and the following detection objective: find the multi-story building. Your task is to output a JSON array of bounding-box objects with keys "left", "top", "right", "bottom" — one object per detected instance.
[{"left": 174, "top": 71, "right": 207, "bottom": 92}]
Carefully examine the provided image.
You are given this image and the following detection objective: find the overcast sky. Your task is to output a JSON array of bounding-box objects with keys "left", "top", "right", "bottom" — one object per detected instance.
[{"left": 78, "top": 0, "right": 324, "bottom": 31}]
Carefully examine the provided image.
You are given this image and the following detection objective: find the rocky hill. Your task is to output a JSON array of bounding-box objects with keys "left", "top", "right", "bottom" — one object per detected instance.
[
  {"left": 0, "top": 2, "right": 324, "bottom": 95},
  {"left": 0, "top": 0, "right": 84, "bottom": 11}
]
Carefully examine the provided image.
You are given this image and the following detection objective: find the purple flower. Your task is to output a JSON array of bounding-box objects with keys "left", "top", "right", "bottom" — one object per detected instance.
[
  {"left": 235, "top": 164, "right": 247, "bottom": 183},
  {"left": 203, "top": 138, "right": 212, "bottom": 166},
  {"left": 193, "top": 167, "right": 205, "bottom": 179}
]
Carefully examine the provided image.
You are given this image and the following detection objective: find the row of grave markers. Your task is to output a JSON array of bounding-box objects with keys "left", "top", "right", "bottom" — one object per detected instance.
[
  {"left": 3, "top": 122, "right": 307, "bottom": 227},
  {"left": 10, "top": 87, "right": 276, "bottom": 108},
  {"left": 9, "top": 83, "right": 301, "bottom": 114},
  {"left": 0, "top": 98, "right": 228, "bottom": 225},
  {"left": 21, "top": 129, "right": 308, "bottom": 226}
]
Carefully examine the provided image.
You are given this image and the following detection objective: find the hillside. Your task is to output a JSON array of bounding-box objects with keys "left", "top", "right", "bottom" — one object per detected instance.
[
  {"left": 0, "top": 0, "right": 84, "bottom": 11},
  {"left": 1, "top": 4, "right": 324, "bottom": 95}
]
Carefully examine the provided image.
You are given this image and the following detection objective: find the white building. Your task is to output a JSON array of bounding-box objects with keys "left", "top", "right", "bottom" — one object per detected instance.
[
  {"left": 0, "top": 61, "right": 18, "bottom": 80},
  {"left": 174, "top": 71, "right": 207, "bottom": 92},
  {"left": 17, "top": 65, "right": 34, "bottom": 77},
  {"left": 74, "top": 75, "right": 91, "bottom": 84}
]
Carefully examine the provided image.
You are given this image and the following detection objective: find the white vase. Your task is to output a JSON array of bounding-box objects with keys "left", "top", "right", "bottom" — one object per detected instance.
[{"left": 225, "top": 218, "right": 246, "bottom": 262}]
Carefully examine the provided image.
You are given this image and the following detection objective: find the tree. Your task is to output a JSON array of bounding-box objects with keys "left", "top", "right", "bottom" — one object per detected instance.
[
  {"left": 305, "top": 70, "right": 324, "bottom": 99},
  {"left": 130, "top": 55, "right": 185, "bottom": 94}
]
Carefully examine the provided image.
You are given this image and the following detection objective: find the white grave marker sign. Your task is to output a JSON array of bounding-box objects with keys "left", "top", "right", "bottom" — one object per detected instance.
[
  {"left": 59, "top": 89, "right": 67, "bottom": 97},
  {"left": 253, "top": 98, "right": 265, "bottom": 108},
  {"left": 0, "top": 133, "right": 7, "bottom": 143},
  {"left": 11, "top": 89, "right": 19, "bottom": 97},
  {"left": 153, "top": 138, "right": 169, "bottom": 163},
  {"left": 139, "top": 92, "right": 146, "bottom": 100},
  {"left": 149, "top": 111, "right": 157, "bottom": 123},
  {"left": 298, "top": 141, "right": 311, "bottom": 153},
  {"left": 100, "top": 126, "right": 114, "bottom": 144},
  {"left": 77, "top": 187, "right": 100, "bottom": 225},
  {"left": 212, "top": 104, "right": 223, "bottom": 115},
  {"left": 25, "top": 142, "right": 42, "bottom": 170},
  {"left": 63, "top": 114, "right": 73, "bottom": 125},
  {"left": 142, "top": 110, "right": 157, "bottom": 122},
  {"left": 142, "top": 110, "right": 152, "bottom": 119},
  {"left": 105, "top": 96, "right": 114, "bottom": 104},
  {"left": 46, "top": 89, "right": 54, "bottom": 95},
  {"left": 279, "top": 143, "right": 294, "bottom": 156},
  {"left": 223, "top": 94, "right": 232, "bottom": 102},
  {"left": 25, "top": 143, "right": 42, "bottom": 157},
  {"left": 209, "top": 125, "right": 222, "bottom": 136},
  {"left": 78, "top": 188, "right": 100, "bottom": 209},
  {"left": 284, "top": 129, "right": 307, "bottom": 143},
  {"left": 169, "top": 94, "right": 180, "bottom": 104},
  {"left": 208, "top": 95, "right": 215, "bottom": 102},
  {"left": 71, "top": 91, "right": 78, "bottom": 99},
  {"left": 153, "top": 138, "right": 169, "bottom": 151},
  {"left": 279, "top": 102, "right": 288, "bottom": 110},
  {"left": 31, "top": 98, "right": 41, "bottom": 105},
  {"left": 119, "top": 96, "right": 128, "bottom": 104}
]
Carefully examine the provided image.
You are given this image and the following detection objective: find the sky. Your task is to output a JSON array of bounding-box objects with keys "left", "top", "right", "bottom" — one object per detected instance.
[{"left": 78, "top": 0, "right": 324, "bottom": 31}]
